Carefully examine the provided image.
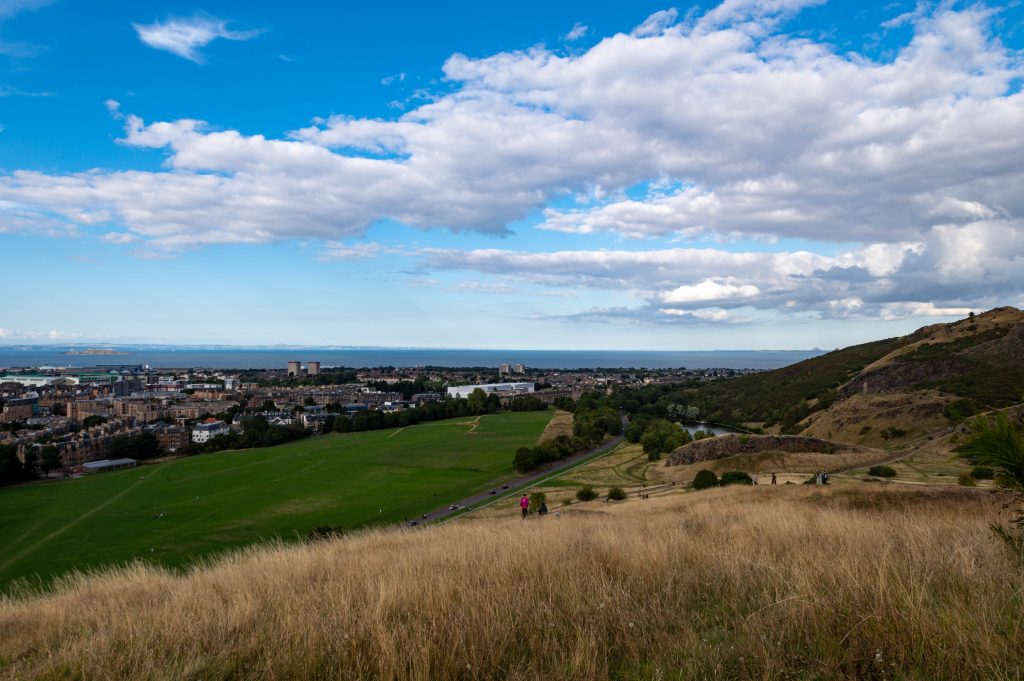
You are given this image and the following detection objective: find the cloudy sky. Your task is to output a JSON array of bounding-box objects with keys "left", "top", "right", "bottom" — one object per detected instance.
[{"left": 1, "top": 0, "right": 1022, "bottom": 349}]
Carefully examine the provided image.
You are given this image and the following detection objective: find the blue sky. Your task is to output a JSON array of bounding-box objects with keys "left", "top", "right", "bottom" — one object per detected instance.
[{"left": 1, "top": 0, "right": 1023, "bottom": 349}]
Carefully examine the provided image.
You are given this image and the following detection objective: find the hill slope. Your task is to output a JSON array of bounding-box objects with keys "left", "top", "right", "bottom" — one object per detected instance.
[
  {"left": 1, "top": 485, "right": 1018, "bottom": 680},
  {"left": 800, "top": 307, "right": 1024, "bottom": 445}
]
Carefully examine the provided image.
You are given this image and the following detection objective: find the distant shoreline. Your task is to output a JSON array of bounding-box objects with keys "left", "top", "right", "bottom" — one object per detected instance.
[
  {"left": 0, "top": 347, "right": 822, "bottom": 371},
  {"left": 61, "top": 349, "right": 133, "bottom": 356}
]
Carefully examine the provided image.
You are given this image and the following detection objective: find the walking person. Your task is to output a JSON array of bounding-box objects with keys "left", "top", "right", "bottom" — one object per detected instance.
[
  {"left": 752, "top": 473, "right": 759, "bottom": 485},
  {"left": 771, "top": 472, "right": 777, "bottom": 485},
  {"left": 520, "top": 494, "right": 529, "bottom": 519}
]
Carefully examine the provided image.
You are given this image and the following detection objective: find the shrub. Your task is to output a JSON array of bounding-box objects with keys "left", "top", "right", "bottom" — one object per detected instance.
[
  {"left": 529, "top": 491, "right": 547, "bottom": 514},
  {"left": 881, "top": 426, "right": 908, "bottom": 440},
  {"left": 719, "top": 471, "right": 753, "bottom": 486},
  {"left": 647, "top": 449, "right": 661, "bottom": 461},
  {"left": 306, "top": 525, "right": 346, "bottom": 543},
  {"left": 868, "top": 465, "right": 897, "bottom": 478},
  {"left": 692, "top": 469, "right": 718, "bottom": 490},
  {"left": 575, "top": 485, "right": 599, "bottom": 502},
  {"left": 958, "top": 472, "right": 977, "bottom": 487},
  {"left": 607, "top": 487, "right": 627, "bottom": 501},
  {"left": 971, "top": 466, "right": 995, "bottom": 480}
]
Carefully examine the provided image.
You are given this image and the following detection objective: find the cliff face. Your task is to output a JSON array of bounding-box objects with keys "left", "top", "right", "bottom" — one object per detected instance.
[{"left": 666, "top": 434, "right": 865, "bottom": 466}]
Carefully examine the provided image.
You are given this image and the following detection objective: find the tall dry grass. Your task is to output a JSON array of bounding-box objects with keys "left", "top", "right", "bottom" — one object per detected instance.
[{"left": 1, "top": 485, "right": 1021, "bottom": 680}]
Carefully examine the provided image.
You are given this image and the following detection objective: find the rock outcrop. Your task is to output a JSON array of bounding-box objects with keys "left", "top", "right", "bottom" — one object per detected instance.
[{"left": 666, "top": 434, "right": 862, "bottom": 466}]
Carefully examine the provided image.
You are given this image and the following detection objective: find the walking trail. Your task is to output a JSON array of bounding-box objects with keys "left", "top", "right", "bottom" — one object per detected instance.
[{"left": 415, "top": 413, "right": 627, "bottom": 525}]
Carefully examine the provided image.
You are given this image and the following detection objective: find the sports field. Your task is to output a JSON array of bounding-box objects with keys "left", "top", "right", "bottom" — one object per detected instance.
[{"left": 0, "top": 411, "right": 551, "bottom": 590}]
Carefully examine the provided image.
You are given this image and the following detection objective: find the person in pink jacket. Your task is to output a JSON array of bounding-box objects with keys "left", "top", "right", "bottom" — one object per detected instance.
[{"left": 520, "top": 494, "right": 529, "bottom": 519}]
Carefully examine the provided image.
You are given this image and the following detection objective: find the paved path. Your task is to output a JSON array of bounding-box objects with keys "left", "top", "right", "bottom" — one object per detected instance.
[{"left": 413, "top": 413, "right": 628, "bottom": 525}]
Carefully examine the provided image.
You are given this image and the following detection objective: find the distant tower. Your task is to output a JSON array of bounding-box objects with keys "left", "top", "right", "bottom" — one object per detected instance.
[
  {"left": 307, "top": 361, "right": 320, "bottom": 376},
  {"left": 287, "top": 361, "right": 301, "bottom": 377},
  {"left": 500, "top": 363, "right": 510, "bottom": 375},
  {"left": 513, "top": 363, "right": 525, "bottom": 374}
]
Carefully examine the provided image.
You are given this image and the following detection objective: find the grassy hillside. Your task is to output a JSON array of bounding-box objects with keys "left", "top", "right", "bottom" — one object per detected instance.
[
  {"left": 644, "top": 308, "right": 1023, "bottom": 440},
  {"left": 1, "top": 484, "right": 1019, "bottom": 680},
  {"left": 642, "top": 335, "right": 916, "bottom": 429},
  {"left": 0, "top": 411, "right": 551, "bottom": 590}
]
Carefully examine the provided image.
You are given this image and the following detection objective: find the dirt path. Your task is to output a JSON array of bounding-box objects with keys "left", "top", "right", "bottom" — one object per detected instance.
[{"left": 414, "top": 413, "right": 628, "bottom": 525}]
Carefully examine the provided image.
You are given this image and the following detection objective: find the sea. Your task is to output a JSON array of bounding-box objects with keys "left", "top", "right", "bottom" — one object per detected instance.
[{"left": 0, "top": 346, "right": 822, "bottom": 371}]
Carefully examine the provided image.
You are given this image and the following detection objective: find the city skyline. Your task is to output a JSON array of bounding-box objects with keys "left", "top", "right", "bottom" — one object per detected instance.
[{"left": 2, "top": 0, "right": 1023, "bottom": 350}]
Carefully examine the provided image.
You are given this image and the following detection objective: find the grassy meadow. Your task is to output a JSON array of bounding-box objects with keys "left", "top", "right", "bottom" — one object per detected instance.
[
  {"left": 0, "top": 411, "right": 552, "bottom": 590},
  {"left": 1, "top": 483, "right": 1020, "bottom": 680}
]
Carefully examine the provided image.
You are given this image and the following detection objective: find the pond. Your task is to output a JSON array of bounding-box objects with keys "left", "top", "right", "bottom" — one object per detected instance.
[{"left": 678, "top": 422, "right": 745, "bottom": 437}]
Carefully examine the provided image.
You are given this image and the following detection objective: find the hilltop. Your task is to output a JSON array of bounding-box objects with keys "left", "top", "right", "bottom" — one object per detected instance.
[
  {"left": 799, "top": 307, "right": 1024, "bottom": 447},
  {"left": 660, "top": 307, "right": 1023, "bottom": 448}
]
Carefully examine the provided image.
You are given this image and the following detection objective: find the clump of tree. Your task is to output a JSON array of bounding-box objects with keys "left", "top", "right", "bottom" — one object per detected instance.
[
  {"left": 625, "top": 415, "right": 691, "bottom": 460},
  {"left": 607, "top": 486, "right": 627, "bottom": 501},
  {"left": 507, "top": 396, "right": 548, "bottom": 412},
  {"left": 183, "top": 418, "right": 308, "bottom": 456},
  {"left": 81, "top": 414, "right": 108, "bottom": 430},
  {"left": 575, "top": 485, "right": 599, "bottom": 501},
  {"left": 107, "top": 432, "right": 164, "bottom": 460},
  {"left": 0, "top": 444, "right": 36, "bottom": 487},
  {"left": 513, "top": 394, "right": 620, "bottom": 472}
]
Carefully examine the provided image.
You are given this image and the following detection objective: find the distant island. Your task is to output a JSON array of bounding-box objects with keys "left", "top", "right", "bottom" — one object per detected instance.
[{"left": 61, "top": 349, "right": 132, "bottom": 356}]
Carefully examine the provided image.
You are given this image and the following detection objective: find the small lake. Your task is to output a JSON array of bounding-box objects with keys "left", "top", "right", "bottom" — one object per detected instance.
[{"left": 678, "top": 423, "right": 745, "bottom": 437}]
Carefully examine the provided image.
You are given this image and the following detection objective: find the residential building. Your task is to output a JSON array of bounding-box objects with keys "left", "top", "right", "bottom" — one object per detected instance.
[
  {"left": 446, "top": 382, "right": 535, "bottom": 399},
  {"left": 192, "top": 420, "right": 230, "bottom": 444},
  {"left": 287, "top": 361, "right": 301, "bottom": 377},
  {"left": 306, "top": 361, "right": 320, "bottom": 376}
]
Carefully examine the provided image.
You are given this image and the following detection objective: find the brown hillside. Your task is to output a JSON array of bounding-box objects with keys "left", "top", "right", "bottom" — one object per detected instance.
[
  {"left": 840, "top": 306, "right": 1024, "bottom": 400},
  {"left": 797, "top": 307, "right": 1024, "bottom": 451}
]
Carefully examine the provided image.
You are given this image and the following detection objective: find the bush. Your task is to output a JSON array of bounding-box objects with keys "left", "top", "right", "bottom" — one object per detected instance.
[
  {"left": 607, "top": 487, "right": 627, "bottom": 501},
  {"left": 692, "top": 469, "right": 718, "bottom": 490},
  {"left": 958, "top": 472, "right": 977, "bottom": 487},
  {"left": 881, "top": 426, "right": 908, "bottom": 440},
  {"left": 575, "top": 485, "right": 599, "bottom": 502},
  {"left": 306, "top": 525, "right": 346, "bottom": 543},
  {"left": 868, "top": 465, "right": 897, "bottom": 478},
  {"left": 719, "top": 471, "right": 754, "bottom": 486},
  {"left": 529, "top": 491, "right": 547, "bottom": 514},
  {"left": 971, "top": 466, "right": 995, "bottom": 480}
]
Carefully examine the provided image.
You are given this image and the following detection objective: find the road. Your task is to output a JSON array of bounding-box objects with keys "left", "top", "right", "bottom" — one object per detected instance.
[{"left": 414, "top": 412, "right": 628, "bottom": 525}]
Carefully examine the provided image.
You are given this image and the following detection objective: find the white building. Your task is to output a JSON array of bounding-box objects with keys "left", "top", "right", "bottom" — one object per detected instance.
[
  {"left": 446, "top": 382, "right": 535, "bottom": 399},
  {"left": 192, "top": 420, "right": 230, "bottom": 443}
]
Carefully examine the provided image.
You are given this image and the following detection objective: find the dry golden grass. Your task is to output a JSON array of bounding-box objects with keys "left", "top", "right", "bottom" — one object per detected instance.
[
  {"left": 2, "top": 485, "right": 1022, "bottom": 680},
  {"left": 537, "top": 409, "right": 573, "bottom": 444},
  {"left": 799, "top": 390, "right": 954, "bottom": 449}
]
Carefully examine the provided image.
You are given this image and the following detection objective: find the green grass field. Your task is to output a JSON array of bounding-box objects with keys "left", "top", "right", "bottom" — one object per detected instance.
[{"left": 0, "top": 411, "right": 551, "bottom": 590}]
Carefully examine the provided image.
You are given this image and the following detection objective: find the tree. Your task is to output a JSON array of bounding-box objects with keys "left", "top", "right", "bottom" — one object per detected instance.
[
  {"left": 959, "top": 411, "right": 1024, "bottom": 492},
  {"left": 467, "top": 388, "right": 489, "bottom": 415},
  {"left": 0, "top": 444, "right": 26, "bottom": 486},
  {"left": 40, "top": 445, "right": 62, "bottom": 474},
  {"left": 959, "top": 411, "right": 1024, "bottom": 556},
  {"left": 82, "top": 414, "right": 107, "bottom": 429},
  {"left": 693, "top": 469, "right": 718, "bottom": 490}
]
